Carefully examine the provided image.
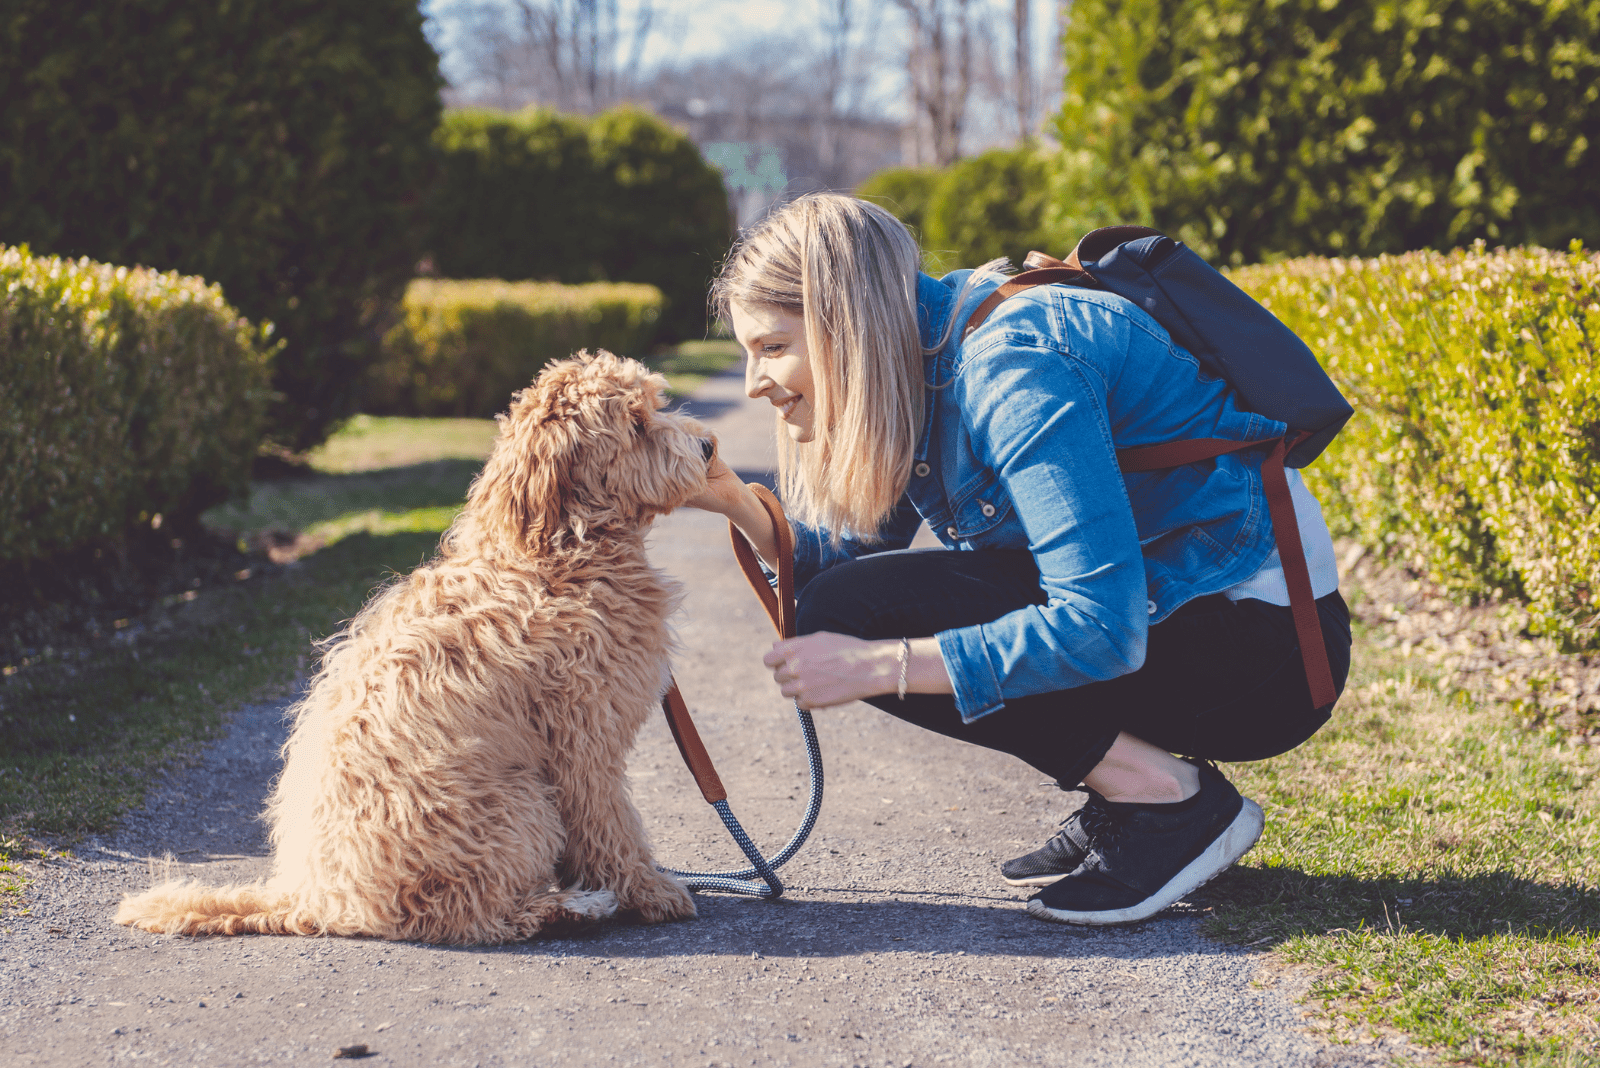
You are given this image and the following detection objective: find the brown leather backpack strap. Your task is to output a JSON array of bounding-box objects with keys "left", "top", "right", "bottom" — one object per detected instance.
[
  {"left": 1258, "top": 434, "right": 1338, "bottom": 709},
  {"left": 961, "top": 266, "right": 1094, "bottom": 341},
  {"left": 1117, "top": 433, "right": 1337, "bottom": 709},
  {"left": 1023, "top": 250, "right": 1069, "bottom": 269},
  {"left": 661, "top": 483, "right": 799, "bottom": 805}
]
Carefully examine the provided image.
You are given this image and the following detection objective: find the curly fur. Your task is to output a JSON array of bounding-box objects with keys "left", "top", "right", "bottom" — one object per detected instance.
[{"left": 115, "top": 351, "right": 708, "bottom": 944}]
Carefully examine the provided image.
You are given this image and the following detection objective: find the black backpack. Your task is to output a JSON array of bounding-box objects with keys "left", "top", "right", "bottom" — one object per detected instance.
[{"left": 961, "top": 225, "right": 1354, "bottom": 709}]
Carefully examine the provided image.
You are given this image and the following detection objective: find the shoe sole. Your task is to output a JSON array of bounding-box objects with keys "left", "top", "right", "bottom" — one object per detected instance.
[{"left": 1024, "top": 798, "right": 1265, "bottom": 927}]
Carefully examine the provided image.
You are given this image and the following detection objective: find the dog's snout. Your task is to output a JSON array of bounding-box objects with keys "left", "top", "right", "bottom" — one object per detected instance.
[{"left": 699, "top": 437, "right": 717, "bottom": 464}]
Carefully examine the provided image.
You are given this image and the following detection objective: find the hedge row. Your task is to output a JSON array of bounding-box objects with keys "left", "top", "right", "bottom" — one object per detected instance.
[
  {"left": 0, "top": 246, "right": 275, "bottom": 564},
  {"left": 425, "top": 107, "right": 730, "bottom": 344},
  {"left": 0, "top": 0, "right": 443, "bottom": 452},
  {"left": 1232, "top": 244, "right": 1600, "bottom": 649},
  {"left": 366, "top": 279, "right": 665, "bottom": 419}
]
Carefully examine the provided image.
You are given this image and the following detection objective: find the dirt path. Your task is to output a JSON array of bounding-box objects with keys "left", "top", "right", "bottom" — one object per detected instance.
[{"left": 0, "top": 370, "right": 1410, "bottom": 1066}]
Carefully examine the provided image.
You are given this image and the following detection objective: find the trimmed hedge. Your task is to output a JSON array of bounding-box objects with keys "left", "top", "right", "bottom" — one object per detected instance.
[
  {"left": 855, "top": 166, "right": 944, "bottom": 242},
  {"left": 1051, "top": 0, "right": 1600, "bottom": 265},
  {"left": 0, "top": 246, "right": 275, "bottom": 564},
  {"left": 0, "top": 0, "right": 443, "bottom": 452},
  {"left": 1232, "top": 244, "right": 1600, "bottom": 649},
  {"left": 366, "top": 279, "right": 665, "bottom": 418},
  {"left": 424, "top": 106, "right": 730, "bottom": 343}
]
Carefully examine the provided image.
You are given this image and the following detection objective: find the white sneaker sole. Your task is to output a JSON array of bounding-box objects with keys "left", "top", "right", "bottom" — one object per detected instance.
[{"left": 1024, "top": 798, "right": 1265, "bottom": 927}]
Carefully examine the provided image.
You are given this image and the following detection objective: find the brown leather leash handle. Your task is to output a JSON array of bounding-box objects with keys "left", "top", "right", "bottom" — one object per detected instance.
[
  {"left": 661, "top": 483, "right": 796, "bottom": 804},
  {"left": 1118, "top": 432, "right": 1337, "bottom": 709}
]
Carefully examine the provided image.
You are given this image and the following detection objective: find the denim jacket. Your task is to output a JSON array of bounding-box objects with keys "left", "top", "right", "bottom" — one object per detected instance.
[{"left": 789, "top": 270, "right": 1288, "bottom": 722}]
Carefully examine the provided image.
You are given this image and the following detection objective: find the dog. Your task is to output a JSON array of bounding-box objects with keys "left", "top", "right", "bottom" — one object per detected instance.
[{"left": 116, "top": 351, "right": 709, "bottom": 944}]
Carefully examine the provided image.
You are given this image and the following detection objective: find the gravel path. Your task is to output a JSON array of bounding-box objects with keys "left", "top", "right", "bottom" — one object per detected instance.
[{"left": 0, "top": 369, "right": 1412, "bottom": 1067}]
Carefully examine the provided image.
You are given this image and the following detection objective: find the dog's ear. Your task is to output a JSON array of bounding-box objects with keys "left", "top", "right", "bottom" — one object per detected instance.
[{"left": 468, "top": 379, "right": 579, "bottom": 554}]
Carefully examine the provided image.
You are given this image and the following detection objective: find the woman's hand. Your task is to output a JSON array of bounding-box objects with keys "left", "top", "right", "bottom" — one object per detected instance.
[
  {"left": 681, "top": 454, "right": 748, "bottom": 517},
  {"left": 680, "top": 454, "right": 787, "bottom": 569},
  {"left": 763, "top": 633, "right": 953, "bottom": 709}
]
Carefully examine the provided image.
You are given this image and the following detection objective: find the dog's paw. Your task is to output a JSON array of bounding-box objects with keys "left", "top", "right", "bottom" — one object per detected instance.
[
  {"left": 625, "top": 871, "right": 697, "bottom": 924},
  {"left": 563, "top": 888, "right": 619, "bottom": 922}
]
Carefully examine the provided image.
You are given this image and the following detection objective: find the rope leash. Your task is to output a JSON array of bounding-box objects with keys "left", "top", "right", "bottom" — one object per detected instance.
[{"left": 659, "top": 483, "right": 822, "bottom": 899}]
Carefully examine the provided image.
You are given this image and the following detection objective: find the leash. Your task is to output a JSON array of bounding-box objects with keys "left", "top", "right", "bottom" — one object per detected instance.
[{"left": 659, "top": 483, "right": 823, "bottom": 899}]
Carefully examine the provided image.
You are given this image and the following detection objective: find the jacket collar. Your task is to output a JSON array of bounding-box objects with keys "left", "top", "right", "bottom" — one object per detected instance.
[{"left": 916, "top": 271, "right": 954, "bottom": 350}]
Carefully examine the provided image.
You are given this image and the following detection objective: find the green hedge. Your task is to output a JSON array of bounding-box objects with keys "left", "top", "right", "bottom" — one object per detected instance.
[
  {"left": 0, "top": 0, "right": 442, "bottom": 452},
  {"left": 0, "top": 247, "right": 275, "bottom": 564},
  {"left": 366, "top": 279, "right": 665, "bottom": 418},
  {"left": 1052, "top": 0, "right": 1600, "bottom": 265},
  {"left": 855, "top": 166, "right": 944, "bottom": 243},
  {"left": 424, "top": 106, "right": 730, "bottom": 343},
  {"left": 1232, "top": 244, "right": 1600, "bottom": 649}
]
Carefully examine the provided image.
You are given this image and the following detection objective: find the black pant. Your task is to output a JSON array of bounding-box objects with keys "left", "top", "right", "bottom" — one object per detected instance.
[{"left": 795, "top": 549, "right": 1352, "bottom": 788}]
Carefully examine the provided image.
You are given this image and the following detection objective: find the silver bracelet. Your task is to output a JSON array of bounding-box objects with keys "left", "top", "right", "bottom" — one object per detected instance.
[{"left": 896, "top": 637, "right": 910, "bottom": 701}]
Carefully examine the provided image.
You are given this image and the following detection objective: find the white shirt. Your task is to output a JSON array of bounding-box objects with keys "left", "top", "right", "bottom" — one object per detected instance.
[{"left": 1222, "top": 468, "right": 1340, "bottom": 605}]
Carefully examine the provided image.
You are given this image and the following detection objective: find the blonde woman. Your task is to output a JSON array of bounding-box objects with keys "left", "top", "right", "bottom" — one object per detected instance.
[{"left": 687, "top": 194, "right": 1349, "bottom": 926}]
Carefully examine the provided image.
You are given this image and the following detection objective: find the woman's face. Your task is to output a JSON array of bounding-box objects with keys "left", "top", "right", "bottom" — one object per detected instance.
[{"left": 731, "top": 302, "right": 817, "bottom": 443}]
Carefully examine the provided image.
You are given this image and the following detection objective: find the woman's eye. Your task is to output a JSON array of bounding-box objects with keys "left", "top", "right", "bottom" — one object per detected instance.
[{"left": 762, "top": 344, "right": 785, "bottom": 355}]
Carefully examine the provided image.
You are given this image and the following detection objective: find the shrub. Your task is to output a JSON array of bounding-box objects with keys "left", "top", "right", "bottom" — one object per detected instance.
[
  {"left": 855, "top": 166, "right": 945, "bottom": 242},
  {"left": 1053, "top": 0, "right": 1600, "bottom": 265},
  {"left": 0, "top": 246, "right": 275, "bottom": 565},
  {"left": 366, "top": 279, "right": 664, "bottom": 418},
  {"left": 426, "top": 109, "right": 601, "bottom": 285},
  {"left": 423, "top": 106, "right": 730, "bottom": 343},
  {"left": 922, "top": 146, "right": 1062, "bottom": 268},
  {"left": 1231, "top": 244, "right": 1600, "bottom": 648},
  {"left": 0, "top": 0, "right": 443, "bottom": 451}
]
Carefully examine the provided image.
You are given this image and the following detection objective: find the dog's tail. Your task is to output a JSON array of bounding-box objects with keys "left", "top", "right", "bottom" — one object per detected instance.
[{"left": 114, "top": 879, "right": 303, "bottom": 937}]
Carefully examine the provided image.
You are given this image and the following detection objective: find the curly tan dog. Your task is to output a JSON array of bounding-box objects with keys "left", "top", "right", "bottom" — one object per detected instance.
[{"left": 116, "top": 351, "right": 707, "bottom": 943}]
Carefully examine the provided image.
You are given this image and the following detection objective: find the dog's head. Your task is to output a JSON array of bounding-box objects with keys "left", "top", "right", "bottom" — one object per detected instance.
[{"left": 456, "top": 350, "right": 712, "bottom": 556}]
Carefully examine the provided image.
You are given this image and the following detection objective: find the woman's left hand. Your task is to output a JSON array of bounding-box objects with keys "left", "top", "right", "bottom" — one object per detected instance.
[{"left": 762, "top": 633, "right": 900, "bottom": 709}]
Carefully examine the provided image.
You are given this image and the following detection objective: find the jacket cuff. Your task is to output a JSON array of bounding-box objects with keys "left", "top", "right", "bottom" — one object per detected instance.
[{"left": 938, "top": 625, "right": 1006, "bottom": 723}]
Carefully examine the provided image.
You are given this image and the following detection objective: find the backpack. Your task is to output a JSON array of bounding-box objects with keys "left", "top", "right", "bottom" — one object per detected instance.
[{"left": 961, "top": 225, "right": 1355, "bottom": 710}]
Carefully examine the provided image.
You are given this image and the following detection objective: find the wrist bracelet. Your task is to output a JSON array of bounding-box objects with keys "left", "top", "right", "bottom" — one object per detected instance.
[{"left": 896, "top": 637, "right": 910, "bottom": 701}]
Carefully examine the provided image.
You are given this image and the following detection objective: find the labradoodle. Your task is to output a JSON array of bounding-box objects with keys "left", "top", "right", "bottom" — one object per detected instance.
[{"left": 116, "top": 351, "right": 708, "bottom": 944}]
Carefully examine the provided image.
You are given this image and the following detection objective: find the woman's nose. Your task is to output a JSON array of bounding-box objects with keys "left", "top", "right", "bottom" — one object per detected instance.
[{"left": 745, "top": 355, "right": 766, "bottom": 398}]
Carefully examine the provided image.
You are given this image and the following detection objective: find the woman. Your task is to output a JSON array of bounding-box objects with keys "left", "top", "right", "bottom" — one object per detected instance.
[{"left": 686, "top": 194, "right": 1350, "bottom": 926}]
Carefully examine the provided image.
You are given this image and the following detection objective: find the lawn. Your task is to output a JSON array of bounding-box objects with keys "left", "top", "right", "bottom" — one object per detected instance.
[{"left": 2, "top": 334, "right": 1596, "bottom": 1063}]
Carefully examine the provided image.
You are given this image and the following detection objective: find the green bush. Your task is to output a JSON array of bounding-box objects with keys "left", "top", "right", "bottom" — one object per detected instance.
[
  {"left": 856, "top": 166, "right": 945, "bottom": 242},
  {"left": 922, "top": 146, "right": 1062, "bottom": 268},
  {"left": 424, "top": 106, "right": 730, "bottom": 343},
  {"left": 426, "top": 109, "right": 601, "bottom": 286},
  {"left": 1052, "top": 0, "right": 1600, "bottom": 265},
  {"left": 0, "top": 246, "right": 275, "bottom": 564},
  {"left": 0, "top": 0, "right": 442, "bottom": 451},
  {"left": 1231, "top": 244, "right": 1600, "bottom": 648},
  {"left": 366, "top": 279, "right": 664, "bottom": 418}
]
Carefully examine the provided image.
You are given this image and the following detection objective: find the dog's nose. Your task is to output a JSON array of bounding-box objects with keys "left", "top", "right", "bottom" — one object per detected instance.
[{"left": 700, "top": 437, "right": 717, "bottom": 464}]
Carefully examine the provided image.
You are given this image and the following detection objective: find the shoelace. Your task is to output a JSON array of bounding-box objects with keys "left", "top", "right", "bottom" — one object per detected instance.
[{"left": 1075, "top": 794, "right": 1127, "bottom": 849}]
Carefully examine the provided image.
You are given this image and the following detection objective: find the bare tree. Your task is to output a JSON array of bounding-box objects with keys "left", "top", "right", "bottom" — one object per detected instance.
[
  {"left": 1014, "top": 0, "right": 1033, "bottom": 138},
  {"left": 444, "top": 0, "right": 655, "bottom": 112},
  {"left": 892, "top": 0, "right": 978, "bottom": 166}
]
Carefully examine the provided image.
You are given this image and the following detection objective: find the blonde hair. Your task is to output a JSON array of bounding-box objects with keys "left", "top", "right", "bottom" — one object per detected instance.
[{"left": 712, "top": 194, "right": 928, "bottom": 541}]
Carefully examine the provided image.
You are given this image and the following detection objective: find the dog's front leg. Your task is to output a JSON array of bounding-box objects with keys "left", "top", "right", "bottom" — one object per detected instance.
[{"left": 551, "top": 746, "right": 696, "bottom": 924}]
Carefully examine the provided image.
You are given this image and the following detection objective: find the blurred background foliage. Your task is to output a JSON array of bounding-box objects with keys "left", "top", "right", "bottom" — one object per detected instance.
[{"left": 0, "top": 0, "right": 444, "bottom": 453}]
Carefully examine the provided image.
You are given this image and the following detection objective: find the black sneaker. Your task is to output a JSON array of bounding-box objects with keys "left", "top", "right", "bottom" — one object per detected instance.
[
  {"left": 999, "top": 789, "right": 1111, "bottom": 887},
  {"left": 1025, "top": 760, "right": 1264, "bottom": 927}
]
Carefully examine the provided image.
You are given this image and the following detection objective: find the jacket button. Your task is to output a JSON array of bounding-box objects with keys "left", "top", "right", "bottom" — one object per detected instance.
[
  {"left": 1147, "top": 599, "right": 1158, "bottom": 615},
  {"left": 946, "top": 525, "right": 959, "bottom": 538},
  {"left": 980, "top": 502, "right": 996, "bottom": 517},
  {"left": 914, "top": 462, "right": 930, "bottom": 477}
]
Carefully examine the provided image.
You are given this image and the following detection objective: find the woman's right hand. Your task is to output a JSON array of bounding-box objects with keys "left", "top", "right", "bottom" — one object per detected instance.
[
  {"left": 681, "top": 454, "right": 749, "bottom": 518},
  {"left": 681, "top": 455, "right": 787, "bottom": 569}
]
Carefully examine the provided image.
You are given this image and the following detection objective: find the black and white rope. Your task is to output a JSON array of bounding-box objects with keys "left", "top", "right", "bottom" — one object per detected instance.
[{"left": 666, "top": 704, "right": 823, "bottom": 899}]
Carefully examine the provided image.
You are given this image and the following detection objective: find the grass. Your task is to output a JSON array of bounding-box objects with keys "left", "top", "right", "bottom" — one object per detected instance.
[
  {"left": 1210, "top": 604, "right": 1600, "bottom": 1065},
  {"left": 4, "top": 331, "right": 1596, "bottom": 1061}
]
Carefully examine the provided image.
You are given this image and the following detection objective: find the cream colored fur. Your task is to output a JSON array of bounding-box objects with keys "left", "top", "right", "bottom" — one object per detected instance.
[{"left": 115, "top": 351, "right": 706, "bottom": 944}]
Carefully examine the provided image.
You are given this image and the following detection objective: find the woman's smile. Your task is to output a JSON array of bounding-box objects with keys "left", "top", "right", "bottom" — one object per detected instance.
[{"left": 730, "top": 301, "right": 817, "bottom": 443}]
